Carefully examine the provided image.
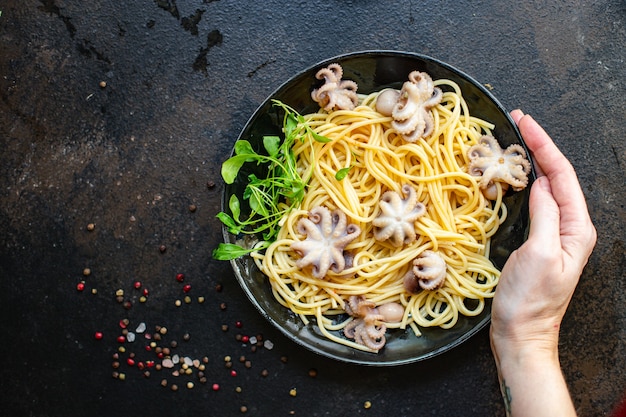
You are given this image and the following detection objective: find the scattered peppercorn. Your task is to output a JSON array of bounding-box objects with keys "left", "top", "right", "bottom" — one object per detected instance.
[
  {"left": 308, "top": 368, "right": 317, "bottom": 378},
  {"left": 83, "top": 268, "right": 91, "bottom": 276},
  {"left": 189, "top": 204, "right": 197, "bottom": 213},
  {"left": 176, "top": 273, "right": 185, "bottom": 282},
  {"left": 86, "top": 223, "right": 95, "bottom": 231},
  {"left": 99, "top": 80, "right": 107, "bottom": 88},
  {"left": 159, "top": 244, "right": 167, "bottom": 253},
  {"left": 207, "top": 181, "right": 216, "bottom": 189},
  {"left": 364, "top": 401, "right": 372, "bottom": 409},
  {"left": 240, "top": 406, "right": 248, "bottom": 413}
]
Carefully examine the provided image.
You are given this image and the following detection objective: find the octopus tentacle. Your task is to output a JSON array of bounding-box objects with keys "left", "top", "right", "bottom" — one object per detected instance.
[
  {"left": 403, "top": 250, "right": 448, "bottom": 293},
  {"left": 467, "top": 135, "right": 531, "bottom": 199},
  {"left": 311, "top": 63, "right": 359, "bottom": 111},
  {"left": 373, "top": 185, "right": 426, "bottom": 247},
  {"left": 342, "top": 295, "right": 401, "bottom": 352},
  {"left": 290, "top": 206, "right": 361, "bottom": 279}
]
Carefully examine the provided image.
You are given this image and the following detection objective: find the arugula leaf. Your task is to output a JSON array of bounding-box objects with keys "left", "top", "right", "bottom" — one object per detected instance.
[
  {"left": 213, "top": 100, "right": 328, "bottom": 261},
  {"left": 263, "top": 135, "right": 281, "bottom": 157},
  {"left": 212, "top": 242, "right": 270, "bottom": 260},
  {"left": 221, "top": 155, "right": 254, "bottom": 184},
  {"left": 335, "top": 166, "right": 352, "bottom": 181}
]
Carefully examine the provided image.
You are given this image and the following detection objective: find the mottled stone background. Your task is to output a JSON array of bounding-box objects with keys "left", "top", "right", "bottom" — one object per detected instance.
[{"left": 1, "top": 1, "right": 624, "bottom": 416}]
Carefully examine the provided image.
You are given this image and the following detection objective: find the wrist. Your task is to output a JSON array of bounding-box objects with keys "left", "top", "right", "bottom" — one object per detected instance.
[{"left": 490, "top": 317, "right": 561, "bottom": 364}]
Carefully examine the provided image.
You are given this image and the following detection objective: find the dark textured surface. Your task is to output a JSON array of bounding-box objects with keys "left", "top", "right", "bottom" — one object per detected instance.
[{"left": 0, "top": 1, "right": 624, "bottom": 416}]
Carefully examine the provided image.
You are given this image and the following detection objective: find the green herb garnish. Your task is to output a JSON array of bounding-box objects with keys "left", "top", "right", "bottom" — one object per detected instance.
[
  {"left": 335, "top": 166, "right": 352, "bottom": 181},
  {"left": 212, "top": 100, "right": 330, "bottom": 260}
]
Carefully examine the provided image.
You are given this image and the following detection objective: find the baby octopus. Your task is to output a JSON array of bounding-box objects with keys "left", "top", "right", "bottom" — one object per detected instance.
[
  {"left": 310, "top": 63, "right": 359, "bottom": 112},
  {"left": 375, "top": 70, "right": 443, "bottom": 142},
  {"left": 343, "top": 295, "right": 404, "bottom": 352},
  {"left": 467, "top": 135, "right": 531, "bottom": 200},
  {"left": 373, "top": 184, "right": 426, "bottom": 247},
  {"left": 290, "top": 206, "right": 361, "bottom": 279},
  {"left": 403, "top": 250, "right": 448, "bottom": 293}
]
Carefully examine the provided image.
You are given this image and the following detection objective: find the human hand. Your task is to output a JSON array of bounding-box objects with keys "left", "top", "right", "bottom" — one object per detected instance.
[
  {"left": 490, "top": 109, "right": 597, "bottom": 354},
  {"left": 490, "top": 110, "right": 597, "bottom": 416}
]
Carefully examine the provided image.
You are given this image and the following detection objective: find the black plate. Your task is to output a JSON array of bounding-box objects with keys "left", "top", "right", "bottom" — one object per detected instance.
[{"left": 222, "top": 51, "right": 532, "bottom": 366}]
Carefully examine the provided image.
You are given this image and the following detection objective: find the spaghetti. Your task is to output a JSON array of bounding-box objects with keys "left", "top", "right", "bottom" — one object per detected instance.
[{"left": 251, "top": 79, "right": 508, "bottom": 352}]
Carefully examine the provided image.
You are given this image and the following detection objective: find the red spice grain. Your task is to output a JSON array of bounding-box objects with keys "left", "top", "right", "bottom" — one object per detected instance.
[
  {"left": 176, "top": 273, "right": 185, "bottom": 282},
  {"left": 94, "top": 331, "right": 103, "bottom": 340},
  {"left": 76, "top": 282, "right": 85, "bottom": 291}
]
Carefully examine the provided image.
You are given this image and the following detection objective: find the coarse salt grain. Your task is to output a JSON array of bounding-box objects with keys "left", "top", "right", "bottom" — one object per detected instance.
[
  {"left": 126, "top": 332, "right": 136, "bottom": 342},
  {"left": 264, "top": 340, "right": 274, "bottom": 350},
  {"left": 135, "top": 322, "right": 146, "bottom": 333}
]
